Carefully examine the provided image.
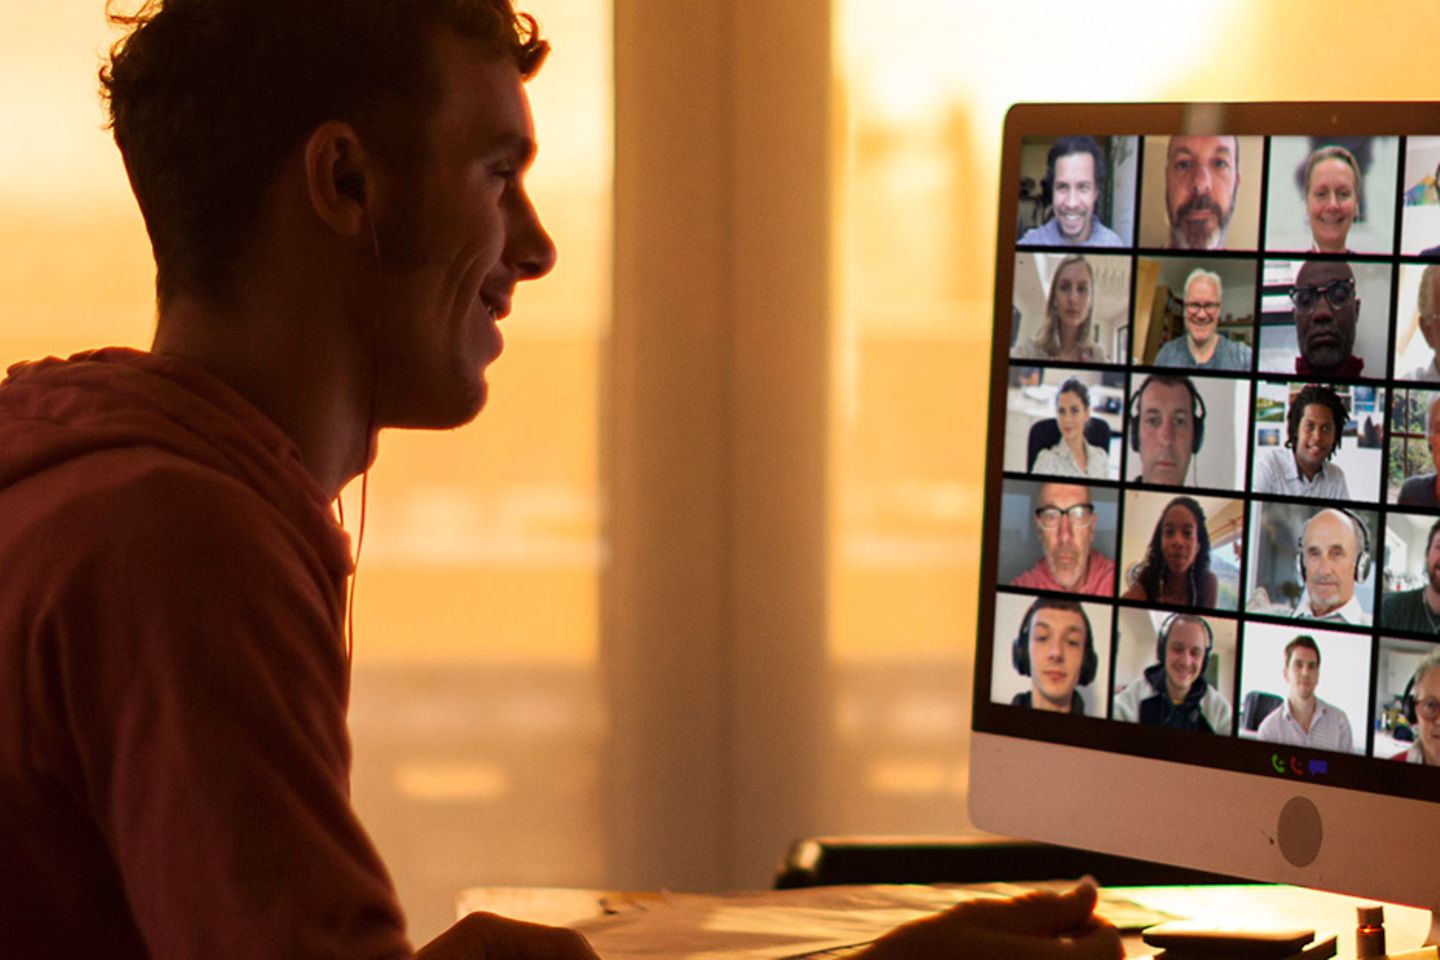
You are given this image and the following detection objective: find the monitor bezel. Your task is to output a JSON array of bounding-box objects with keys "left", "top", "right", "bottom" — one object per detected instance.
[{"left": 970, "top": 101, "right": 1440, "bottom": 910}]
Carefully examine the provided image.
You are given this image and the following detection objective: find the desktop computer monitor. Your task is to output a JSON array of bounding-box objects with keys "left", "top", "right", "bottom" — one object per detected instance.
[{"left": 969, "top": 102, "right": 1440, "bottom": 912}]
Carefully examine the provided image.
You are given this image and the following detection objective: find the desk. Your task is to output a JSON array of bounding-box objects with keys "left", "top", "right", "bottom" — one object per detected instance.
[{"left": 457, "top": 883, "right": 1436, "bottom": 959}]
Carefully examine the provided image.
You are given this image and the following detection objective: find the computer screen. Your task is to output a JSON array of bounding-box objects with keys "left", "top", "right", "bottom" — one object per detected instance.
[{"left": 969, "top": 102, "right": 1440, "bottom": 910}]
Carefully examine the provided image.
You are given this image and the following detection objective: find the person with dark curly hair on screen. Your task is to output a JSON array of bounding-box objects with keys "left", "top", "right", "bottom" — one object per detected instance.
[
  {"left": 1253, "top": 384, "right": 1350, "bottom": 498},
  {"left": 1121, "top": 497, "right": 1219, "bottom": 608}
]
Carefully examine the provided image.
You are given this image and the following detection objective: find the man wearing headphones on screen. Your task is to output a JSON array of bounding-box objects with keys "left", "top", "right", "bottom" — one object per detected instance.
[
  {"left": 1256, "top": 635, "right": 1354, "bottom": 753},
  {"left": 1130, "top": 373, "right": 1204, "bottom": 486},
  {"left": 1292, "top": 508, "right": 1373, "bottom": 625},
  {"left": 1252, "top": 384, "right": 1351, "bottom": 498},
  {"left": 1009, "top": 597, "right": 1097, "bottom": 714},
  {"left": 1112, "top": 614, "right": 1232, "bottom": 734}
]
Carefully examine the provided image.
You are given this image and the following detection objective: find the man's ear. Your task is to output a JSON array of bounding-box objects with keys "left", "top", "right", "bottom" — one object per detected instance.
[{"left": 303, "top": 120, "right": 372, "bottom": 237}]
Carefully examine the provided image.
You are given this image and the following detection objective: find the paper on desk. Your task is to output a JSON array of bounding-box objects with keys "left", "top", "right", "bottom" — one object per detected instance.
[{"left": 570, "top": 884, "right": 1002, "bottom": 960}]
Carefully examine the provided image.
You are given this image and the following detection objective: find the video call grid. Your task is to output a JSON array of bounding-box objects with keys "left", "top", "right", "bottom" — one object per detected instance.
[{"left": 987, "top": 131, "right": 1440, "bottom": 769}]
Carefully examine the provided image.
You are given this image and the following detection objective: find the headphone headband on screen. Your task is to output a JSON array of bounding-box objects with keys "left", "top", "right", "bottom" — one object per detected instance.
[
  {"left": 1295, "top": 506, "right": 1373, "bottom": 583},
  {"left": 1012, "top": 597, "right": 1098, "bottom": 687},
  {"left": 1155, "top": 612, "right": 1214, "bottom": 674},
  {"left": 1128, "top": 374, "right": 1206, "bottom": 454}
]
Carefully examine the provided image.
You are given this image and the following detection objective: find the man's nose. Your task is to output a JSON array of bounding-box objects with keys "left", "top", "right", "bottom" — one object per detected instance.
[
  {"left": 510, "top": 190, "right": 558, "bottom": 281},
  {"left": 1055, "top": 515, "right": 1074, "bottom": 541},
  {"left": 1189, "top": 163, "right": 1213, "bottom": 195}
]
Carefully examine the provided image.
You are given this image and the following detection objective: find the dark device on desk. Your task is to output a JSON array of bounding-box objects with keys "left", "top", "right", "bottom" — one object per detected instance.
[{"left": 969, "top": 103, "right": 1440, "bottom": 916}]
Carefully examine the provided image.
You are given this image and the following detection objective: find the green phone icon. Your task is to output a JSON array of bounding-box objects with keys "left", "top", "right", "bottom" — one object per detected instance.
[{"left": 1270, "top": 753, "right": 1286, "bottom": 774}]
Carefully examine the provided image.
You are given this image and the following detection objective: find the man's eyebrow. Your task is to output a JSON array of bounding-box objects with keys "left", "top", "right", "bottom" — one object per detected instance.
[{"left": 483, "top": 133, "right": 537, "bottom": 165}]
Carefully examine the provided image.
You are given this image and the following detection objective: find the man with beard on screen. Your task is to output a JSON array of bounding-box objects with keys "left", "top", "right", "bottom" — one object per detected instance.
[
  {"left": 1382, "top": 518, "right": 1440, "bottom": 633},
  {"left": 1164, "top": 135, "right": 1240, "bottom": 251}
]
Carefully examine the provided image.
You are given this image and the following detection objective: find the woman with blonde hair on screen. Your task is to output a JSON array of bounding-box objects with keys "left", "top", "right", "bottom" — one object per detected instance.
[
  {"left": 1014, "top": 255, "right": 1108, "bottom": 363},
  {"left": 1303, "top": 144, "right": 1362, "bottom": 254}
]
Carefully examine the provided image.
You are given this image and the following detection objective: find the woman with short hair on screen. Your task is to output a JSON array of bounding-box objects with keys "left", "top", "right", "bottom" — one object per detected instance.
[
  {"left": 1032, "top": 378, "right": 1109, "bottom": 479},
  {"left": 1014, "top": 255, "right": 1108, "bottom": 363},
  {"left": 1121, "top": 496, "right": 1218, "bottom": 608},
  {"left": 1304, "top": 144, "right": 1362, "bottom": 254}
]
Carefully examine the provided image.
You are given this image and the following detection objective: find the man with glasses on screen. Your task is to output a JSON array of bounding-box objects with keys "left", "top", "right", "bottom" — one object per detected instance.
[
  {"left": 1010, "top": 483, "right": 1116, "bottom": 596},
  {"left": 1153, "top": 268, "right": 1252, "bottom": 370},
  {"left": 1292, "top": 260, "right": 1364, "bottom": 378},
  {"left": 1256, "top": 636, "right": 1354, "bottom": 753},
  {"left": 1394, "top": 650, "right": 1440, "bottom": 765},
  {"left": 1381, "top": 518, "right": 1440, "bottom": 633},
  {"left": 1253, "top": 384, "right": 1351, "bottom": 498},
  {"left": 1018, "top": 136, "right": 1124, "bottom": 248},
  {"left": 1164, "top": 135, "right": 1240, "bottom": 251}
]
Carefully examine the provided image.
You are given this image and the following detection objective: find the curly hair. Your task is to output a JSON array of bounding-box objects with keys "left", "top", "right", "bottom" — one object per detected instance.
[
  {"left": 1133, "top": 496, "right": 1212, "bottom": 605},
  {"left": 1030, "top": 255, "right": 1094, "bottom": 357},
  {"left": 100, "top": 0, "right": 547, "bottom": 306},
  {"left": 1284, "top": 384, "right": 1348, "bottom": 459}
]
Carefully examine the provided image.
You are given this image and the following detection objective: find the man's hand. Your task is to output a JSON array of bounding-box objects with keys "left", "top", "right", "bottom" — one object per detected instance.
[
  {"left": 857, "top": 881, "right": 1123, "bottom": 960},
  {"left": 416, "top": 911, "right": 601, "bottom": 960}
]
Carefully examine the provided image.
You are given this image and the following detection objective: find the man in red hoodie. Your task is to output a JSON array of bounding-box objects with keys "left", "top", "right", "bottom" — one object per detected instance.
[{"left": 0, "top": 2, "right": 1119, "bottom": 958}]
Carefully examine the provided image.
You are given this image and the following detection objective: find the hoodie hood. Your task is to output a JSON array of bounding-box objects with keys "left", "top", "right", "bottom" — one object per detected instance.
[{"left": 0, "top": 347, "right": 351, "bottom": 582}]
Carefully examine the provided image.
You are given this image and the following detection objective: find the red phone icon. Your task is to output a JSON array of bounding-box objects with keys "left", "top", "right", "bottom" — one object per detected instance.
[{"left": 1290, "top": 756, "right": 1304, "bottom": 776}]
